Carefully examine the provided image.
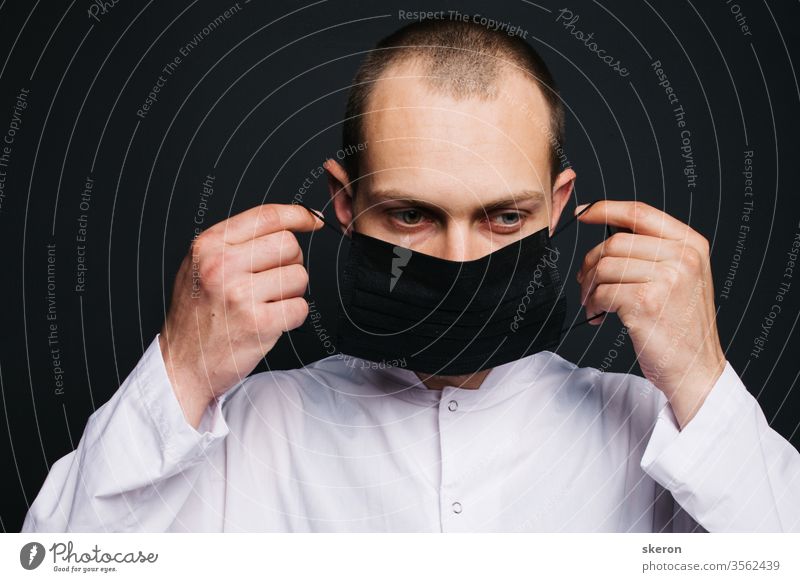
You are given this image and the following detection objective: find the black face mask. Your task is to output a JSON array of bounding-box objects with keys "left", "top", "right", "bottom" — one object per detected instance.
[{"left": 297, "top": 200, "right": 609, "bottom": 376}]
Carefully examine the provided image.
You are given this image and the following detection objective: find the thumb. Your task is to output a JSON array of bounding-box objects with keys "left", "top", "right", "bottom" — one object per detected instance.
[{"left": 574, "top": 203, "right": 589, "bottom": 216}]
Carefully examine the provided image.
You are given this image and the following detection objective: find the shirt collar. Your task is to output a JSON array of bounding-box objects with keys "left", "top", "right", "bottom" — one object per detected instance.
[{"left": 353, "top": 351, "right": 569, "bottom": 411}]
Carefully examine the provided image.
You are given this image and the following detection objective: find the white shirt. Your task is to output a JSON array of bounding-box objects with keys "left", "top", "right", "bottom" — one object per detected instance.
[{"left": 21, "top": 334, "right": 800, "bottom": 532}]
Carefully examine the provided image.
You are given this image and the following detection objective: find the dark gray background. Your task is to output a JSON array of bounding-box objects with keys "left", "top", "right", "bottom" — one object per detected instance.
[{"left": 1, "top": 0, "right": 798, "bottom": 531}]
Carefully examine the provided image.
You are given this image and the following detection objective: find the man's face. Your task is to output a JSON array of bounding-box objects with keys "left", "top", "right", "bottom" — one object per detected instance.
[{"left": 329, "top": 61, "right": 576, "bottom": 261}]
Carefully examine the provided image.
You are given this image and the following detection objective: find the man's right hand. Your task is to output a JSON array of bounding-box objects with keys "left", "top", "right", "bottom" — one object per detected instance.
[{"left": 159, "top": 203, "right": 325, "bottom": 429}]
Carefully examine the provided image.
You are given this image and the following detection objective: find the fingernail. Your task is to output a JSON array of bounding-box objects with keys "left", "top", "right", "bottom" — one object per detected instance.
[{"left": 574, "top": 203, "right": 589, "bottom": 216}]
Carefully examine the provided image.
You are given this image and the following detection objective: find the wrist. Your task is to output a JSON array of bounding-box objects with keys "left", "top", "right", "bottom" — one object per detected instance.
[
  {"left": 665, "top": 354, "right": 726, "bottom": 430},
  {"left": 158, "top": 333, "right": 214, "bottom": 430}
]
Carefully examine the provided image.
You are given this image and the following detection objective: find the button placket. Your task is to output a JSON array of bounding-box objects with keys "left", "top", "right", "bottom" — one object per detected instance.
[{"left": 439, "top": 387, "right": 471, "bottom": 530}]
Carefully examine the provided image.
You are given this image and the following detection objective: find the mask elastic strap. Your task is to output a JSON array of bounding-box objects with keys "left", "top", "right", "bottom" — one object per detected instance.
[
  {"left": 296, "top": 202, "right": 347, "bottom": 238},
  {"left": 554, "top": 199, "right": 613, "bottom": 334},
  {"left": 552, "top": 198, "right": 611, "bottom": 238}
]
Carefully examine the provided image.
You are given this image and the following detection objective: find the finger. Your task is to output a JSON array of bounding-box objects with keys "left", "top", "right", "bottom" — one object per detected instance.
[
  {"left": 575, "top": 200, "right": 690, "bottom": 241},
  {"left": 583, "top": 282, "right": 642, "bottom": 325},
  {"left": 260, "top": 296, "right": 309, "bottom": 333},
  {"left": 579, "top": 257, "right": 660, "bottom": 305},
  {"left": 228, "top": 230, "right": 304, "bottom": 273},
  {"left": 251, "top": 263, "right": 309, "bottom": 303},
  {"left": 580, "top": 232, "right": 678, "bottom": 277},
  {"left": 206, "top": 203, "right": 324, "bottom": 245}
]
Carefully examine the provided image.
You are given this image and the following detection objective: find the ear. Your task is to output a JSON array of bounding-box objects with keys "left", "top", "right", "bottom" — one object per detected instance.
[
  {"left": 323, "top": 159, "right": 355, "bottom": 236},
  {"left": 549, "top": 167, "right": 577, "bottom": 235}
]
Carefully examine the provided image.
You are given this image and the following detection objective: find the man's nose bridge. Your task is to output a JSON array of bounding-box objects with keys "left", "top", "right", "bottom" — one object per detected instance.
[{"left": 441, "top": 224, "right": 486, "bottom": 262}]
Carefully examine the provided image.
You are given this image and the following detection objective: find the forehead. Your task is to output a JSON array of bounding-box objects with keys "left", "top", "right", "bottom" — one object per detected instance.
[{"left": 357, "top": 61, "right": 553, "bottom": 199}]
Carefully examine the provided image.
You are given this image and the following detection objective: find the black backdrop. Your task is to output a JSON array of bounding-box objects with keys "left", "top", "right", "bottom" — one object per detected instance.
[{"left": 1, "top": 0, "right": 798, "bottom": 532}]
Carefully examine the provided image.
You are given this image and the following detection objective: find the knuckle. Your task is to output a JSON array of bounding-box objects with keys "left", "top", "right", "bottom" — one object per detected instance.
[
  {"left": 662, "top": 265, "right": 680, "bottom": 285},
  {"left": 287, "top": 263, "right": 309, "bottom": 286},
  {"left": 191, "top": 233, "right": 211, "bottom": 256},
  {"left": 695, "top": 233, "right": 710, "bottom": 254},
  {"left": 199, "top": 254, "right": 223, "bottom": 284},
  {"left": 282, "top": 297, "right": 309, "bottom": 330},
  {"left": 605, "top": 233, "right": 626, "bottom": 255},
  {"left": 582, "top": 251, "right": 596, "bottom": 272},
  {"left": 590, "top": 283, "right": 607, "bottom": 304},
  {"left": 589, "top": 285, "right": 612, "bottom": 314},
  {"left": 596, "top": 256, "right": 614, "bottom": 277},
  {"left": 292, "top": 296, "right": 309, "bottom": 318},
  {"left": 683, "top": 246, "right": 703, "bottom": 270},
  {"left": 278, "top": 229, "right": 294, "bottom": 245},
  {"left": 225, "top": 281, "right": 251, "bottom": 306},
  {"left": 641, "top": 286, "right": 661, "bottom": 315},
  {"left": 630, "top": 201, "right": 651, "bottom": 224},
  {"left": 280, "top": 231, "right": 302, "bottom": 262}
]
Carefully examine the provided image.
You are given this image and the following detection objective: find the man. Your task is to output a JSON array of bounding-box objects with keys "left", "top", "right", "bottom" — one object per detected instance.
[{"left": 22, "top": 19, "right": 800, "bottom": 532}]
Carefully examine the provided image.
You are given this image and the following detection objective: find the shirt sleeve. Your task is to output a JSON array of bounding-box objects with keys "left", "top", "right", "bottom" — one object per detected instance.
[
  {"left": 640, "top": 360, "right": 800, "bottom": 532},
  {"left": 20, "top": 334, "right": 230, "bottom": 532}
]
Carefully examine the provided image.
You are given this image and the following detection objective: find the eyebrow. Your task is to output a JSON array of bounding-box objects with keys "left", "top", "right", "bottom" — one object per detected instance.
[{"left": 364, "top": 189, "right": 547, "bottom": 214}]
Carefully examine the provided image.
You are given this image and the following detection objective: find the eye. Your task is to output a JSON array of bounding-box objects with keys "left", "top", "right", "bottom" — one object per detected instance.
[
  {"left": 390, "top": 209, "right": 426, "bottom": 225},
  {"left": 491, "top": 212, "right": 523, "bottom": 227}
]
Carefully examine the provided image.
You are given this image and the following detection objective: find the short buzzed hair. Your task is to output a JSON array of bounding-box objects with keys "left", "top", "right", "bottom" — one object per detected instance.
[{"left": 341, "top": 18, "right": 566, "bottom": 188}]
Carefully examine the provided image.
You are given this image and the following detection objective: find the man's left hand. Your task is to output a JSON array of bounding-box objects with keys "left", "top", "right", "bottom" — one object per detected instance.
[{"left": 574, "top": 200, "right": 727, "bottom": 430}]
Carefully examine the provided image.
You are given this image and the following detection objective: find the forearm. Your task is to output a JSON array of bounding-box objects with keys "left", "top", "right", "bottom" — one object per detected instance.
[
  {"left": 641, "top": 361, "right": 800, "bottom": 532},
  {"left": 22, "top": 336, "right": 229, "bottom": 532}
]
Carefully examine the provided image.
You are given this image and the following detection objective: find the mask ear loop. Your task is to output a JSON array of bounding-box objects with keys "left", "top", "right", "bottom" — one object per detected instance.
[
  {"left": 296, "top": 202, "right": 347, "bottom": 238},
  {"left": 553, "top": 199, "right": 614, "bottom": 334},
  {"left": 552, "top": 198, "right": 611, "bottom": 238},
  {"left": 290, "top": 203, "right": 348, "bottom": 337}
]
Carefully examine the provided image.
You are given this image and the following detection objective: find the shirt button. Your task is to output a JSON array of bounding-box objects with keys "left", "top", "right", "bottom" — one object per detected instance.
[
  {"left": 452, "top": 501, "right": 463, "bottom": 514},
  {"left": 447, "top": 400, "right": 458, "bottom": 412}
]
